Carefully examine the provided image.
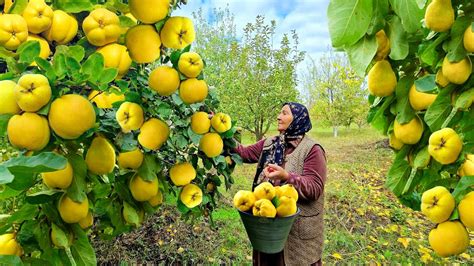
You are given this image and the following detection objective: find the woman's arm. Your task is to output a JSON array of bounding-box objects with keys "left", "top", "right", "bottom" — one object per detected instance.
[{"left": 233, "top": 139, "right": 266, "bottom": 163}]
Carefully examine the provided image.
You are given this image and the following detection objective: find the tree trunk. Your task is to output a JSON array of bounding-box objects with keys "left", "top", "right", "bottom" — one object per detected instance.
[{"left": 333, "top": 126, "right": 338, "bottom": 138}]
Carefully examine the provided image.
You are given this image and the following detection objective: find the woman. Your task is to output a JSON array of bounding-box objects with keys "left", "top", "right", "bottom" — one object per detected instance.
[{"left": 234, "top": 102, "right": 327, "bottom": 266}]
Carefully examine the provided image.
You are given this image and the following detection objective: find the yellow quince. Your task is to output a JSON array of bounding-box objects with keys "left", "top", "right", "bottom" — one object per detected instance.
[
  {"left": 116, "top": 102, "right": 144, "bottom": 133},
  {"left": 42, "top": 10, "right": 78, "bottom": 45},
  {"left": 421, "top": 186, "right": 455, "bottom": 223},
  {"left": 125, "top": 25, "right": 161, "bottom": 63},
  {"left": 14, "top": 73, "right": 51, "bottom": 112},
  {"left": 428, "top": 128, "right": 463, "bottom": 165},
  {"left": 82, "top": 8, "right": 121, "bottom": 46},
  {"left": 7, "top": 112, "right": 50, "bottom": 151},
  {"left": 148, "top": 66, "right": 180, "bottom": 96},
  {"left": 22, "top": 0, "right": 53, "bottom": 34},
  {"left": 160, "top": 16, "right": 195, "bottom": 49},
  {"left": 178, "top": 52, "right": 204, "bottom": 78},
  {"left": 199, "top": 132, "right": 223, "bottom": 158},
  {"left": 170, "top": 162, "right": 196, "bottom": 186},
  {"left": 85, "top": 136, "right": 116, "bottom": 175},
  {"left": 138, "top": 118, "right": 169, "bottom": 150}
]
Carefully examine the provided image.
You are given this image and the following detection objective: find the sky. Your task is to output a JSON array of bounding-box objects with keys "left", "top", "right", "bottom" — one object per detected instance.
[{"left": 174, "top": 0, "right": 332, "bottom": 89}]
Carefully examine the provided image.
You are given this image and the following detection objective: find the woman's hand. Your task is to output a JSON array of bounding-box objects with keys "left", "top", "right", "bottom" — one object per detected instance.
[{"left": 263, "top": 163, "right": 290, "bottom": 181}]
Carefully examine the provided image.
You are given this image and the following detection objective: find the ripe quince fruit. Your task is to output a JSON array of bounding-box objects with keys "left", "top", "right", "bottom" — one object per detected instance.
[
  {"left": 14, "top": 73, "right": 51, "bottom": 112},
  {"left": 170, "top": 162, "right": 196, "bottom": 186},
  {"left": 179, "top": 78, "right": 208, "bottom": 104},
  {"left": 116, "top": 102, "right": 144, "bottom": 132},
  {"left": 253, "top": 181, "right": 276, "bottom": 201},
  {"left": 22, "top": 0, "right": 53, "bottom": 34},
  {"left": 129, "top": 174, "right": 159, "bottom": 202},
  {"left": 0, "top": 80, "right": 20, "bottom": 115},
  {"left": 442, "top": 56, "right": 472, "bottom": 85},
  {"left": 0, "top": 233, "right": 22, "bottom": 256},
  {"left": 435, "top": 69, "right": 449, "bottom": 88},
  {"left": 428, "top": 128, "right": 463, "bottom": 165},
  {"left": 117, "top": 148, "right": 144, "bottom": 169},
  {"left": 97, "top": 43, "right": 132, "bottom": 79},
  {"left": 367, "top": 60, "right": 397, "bottom": 97},
  {"left": 211, "top": 113, "right": 231, "bottom": 133},
  {"left": 49, "top": 94, "right": 96, "bottom": 139},
  {"left": 233, "top": 190, "right": 256, "bottom": 212},
  {"left": 464, "top": 24, "right": 474, "bottom": 53},
  {"left": 148, "top": 66, "right": 180, "bottom": 96},
  {"left": 178, "top": 52, "right": 204, "bottom": 78},
  {"left": 408, "top": 84, "right": 437, "bottom": 111},
  {"left": 180, "top": 183, "right": 203, "bottom": 208},
  {"left": 277, "top": 184, "right": 299, "bottom": 201},
  {"left": 138, "top": 118, "right": 169, "bottom": 150},
  {"left": 85, "top": 136, "right": 116, "bottom": 175},
  {"left": 7, "top": 112, "right": 50, "bottom": 151},
  {"left": 0, "top": 14, "right": 28, "bottom": 50},
  {"left": 277, "top": 196, "right": 297, "bottom": 217},
  {"left": 58, "top": 194, "right": 89, "bottom": 223},
  {"left": 458, "top": 191, "right": 474, "bottom": 230},
  {"left": 148, "top": 190, "right": 163, "bottom": 207},
  {"left": 374, "top": 30, "right": 390, "bottom": 61},
  {"left": 42, "top": 10, "right": 78, "bottom": 45},
  {"left": 82, "top": 8, "right": 121, "bottom": 46},
  {"left": 191, "top": 112, "right": 211, "bottom": 134},
  {"left": 199, "top": 132, "right": 223, "bottom": 158},
  {"left": 78, "top": 211, "right": 94, "bottom": 229},
  {"left": 429, "top": 221, "right": 469, "bottom": 257},
  {"left": 125, "top": 25, "right": 161, "bottom": 63},
  {"left": 160, "top": 16, "right": 195, "bottom": 49},
  {"left": 425, "top": 0, "right": 454, "bottom": 32},
  {"left": 421, "top": 186, "right": 455, "bottom": 223},
  {"left": 458, "top": 154, "right": 474, "bottom": 177},
  {"left": 389, "top": 132, "right": 404, "bottom": 150},
  {"left": 253, "top": 199, "right": 276, "bottom": 218},
  {"left": 42, "top": 158, "right": 73, "bottom": 189},
  {"left": 129, "top": 0, "right": 170, "bottom": 24},
  {"left": 88, "top": 89, "right": 125, "bottom": 109},
  {"left": 393, "top": 116, "right": 423, "bottom": 145}
]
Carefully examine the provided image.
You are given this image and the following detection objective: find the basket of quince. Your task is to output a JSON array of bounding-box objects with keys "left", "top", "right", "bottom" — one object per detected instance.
[{"left": 233, "top": 182, "right": 300, "bottom": 254}]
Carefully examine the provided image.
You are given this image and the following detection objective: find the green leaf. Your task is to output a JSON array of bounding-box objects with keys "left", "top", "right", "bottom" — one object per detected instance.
[
  {"left": 389, "top": 0, "right": 424, "bottom": 33},
  {"left": 51, "top": 223, "right": 70, "bottom": 249},
  {"left": 138, "top": 155, "right": 161, "bottom": 182},
  {"left": 6, "top": 172, "right": 36, "bottom": 191},
  {"left": 8, "top": 0, "right": 28, "bottom": 14},
  {"left": 66, "top": 154, "right": 88, "bottom": 202},
  {"left": 0, "top": 72, "right": 14, "bottom": 81},
  {"left": 99, "top": 68, "right": 118, "bottom": 84},
  {"left": 425, "top": 85, "right": 456, "bottom": 131},
  {"left": 53, "top": 53, "right": 67, "bottom": 80},
  {"left": 0, "top": 47, "right": 16, "bottom": 59},
  {"left": 65, "top": 56, "right": 81, "bottom": 73},
  {"left": 52, "top": 0, "right": 95, "bottom": 13},
  {"left": 346, "top": 35, "right": 377, "bottom": 76},
  {"left": 170, "top": 50, "right": 181, "bottom": 67},
  {"left": 122, "top": 201, "right": 140, "bottom": 227},
  {"left": 387, "top": 15, "right": 409, "bottom": 60},
  {"left": 0, "top": 186, "right": 22, "bottom": 200},
  {"left": 154, "top": 19, "right": 167, "bottom": 33},
  {"left": 26, "top": 190, "right": 62, "bottom": 204},
  {"left": 187, "top": 127, "right": 202, "bottom": 146},
  {"left": 7, "top": 203, "right": 38, "bottom": 224},
  {"left": 0, "top": 166, "right": 14, "bottom": 185},
  {"left": 452, "top": 176, "right": 474, "bottom": 202},
  {"left": 454, "top": 87, "right": 474, "bottom": 110},
  {"left": 414, "top": 74, "right": 437, "bottom": 93},
  {"left": 17, "top": 41, "right": 41, "bottom": 64},
  {"left": 367, "top": 95, "right": 394, "bottom": 134},
  {"left": 3, "top": 152, "right": 67, "bottom": 174},
  {"left": 82, "top": 53, "right": 104, "bottom": 81},
  {"left": 395, "top": 77, "right": 415, "bottom": 124},
  {"left": 0, "top": 255, "right": 23, "bottom": 266},
  {"left": 386, "top": 146, "right": 411, "bottom": 196},
  {"left": 71, "top": 224, "right": 97, "bottom": 265},
  {"left": 119, "top": 15, "right": 136, "bottom": 27},
  {"left": 419, "top": 33, "right": 448, "bottom": 67},
  {"left": 35, "top": 57, "right": 57, "bottom": 82},
  {"left": 0, "top": 114, "right": 12, "bottom": 136},
  {"left": 446, "top": 17, "right": 470, "bottom": 62},
  {"left": 413, "top": 146, "right": 430, "bottom": 169},
  {"left": 328, "top": 0, "right": 373, "bottom": 47}
]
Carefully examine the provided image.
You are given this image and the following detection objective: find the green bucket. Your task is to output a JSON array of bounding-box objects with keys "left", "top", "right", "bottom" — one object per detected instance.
[{"left": 238, "top": 208, "right": 300, "bottom": 254}]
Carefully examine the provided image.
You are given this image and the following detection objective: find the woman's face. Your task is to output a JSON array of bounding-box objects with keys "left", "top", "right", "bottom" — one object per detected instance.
[{"left": 277, "top": 105, "right": 293, "bottom": 132}]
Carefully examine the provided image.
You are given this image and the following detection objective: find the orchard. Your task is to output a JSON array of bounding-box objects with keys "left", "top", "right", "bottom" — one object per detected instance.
[
  {"left": 329, "top": 0, "right": 473, "bottom": 258},
  {"left": 0, "top": 0, "right": 240, "bottom": 264}
]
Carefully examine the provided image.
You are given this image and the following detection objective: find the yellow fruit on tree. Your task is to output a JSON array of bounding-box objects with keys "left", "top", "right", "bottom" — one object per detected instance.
[
  {"left": 85, "top": 136, "right": 116, "bottom": 175},
  {"left": 82, "top": 8, "right": 121, "bottom": 46},
  {"left": 211, "top": 113, "right": 231, "bottom": 133},
  {"left": 233, "top": 190, "right": 256, "bottom": 212},
  {"left": 160, "top": 16, "right": 195, "bottom": 49},
  {"left": 180, "top": 183, "right": 202, "bottom": 208},
  {"left": 88, "top": 90, "right": 125, "bottom": 109},
  {"left": 435, "top": 69, "right": 449, "bottom": 88},
  {"left": 3, "top": 0, "right": 13, "bottom": 13},
  {"left": 42, "top": 159, "right": 73, "bottom": 189},
  {"left": 0, "top": 14, "right": 28, "bottom": 50},
  {"left": 125, "top": 25, "right": 161, "bottom": 63},
  {"left": 421, "top": 186, "right": 455, "bottom": 223},
  {"left": 170, "top": 162, "right": 196, "bottom": 186},
  {"left": 277, "top": 184, "right": 299, "bottom": 201},
  {"left": 179, "top": 78, "right": 208, "bottom": 104},
  {"left": 425, "top": 0, "right": 454, "bottom": 32},
  {"left": 458, "top": 154, "right": 474, "bottom": 177},
  {"left": 78, "top": 211, "right": 94, "bottom": 229},
  {"left": 254, "top": 181, "right": 276, "bottom": 201},
  {"left": 0, "top": 80, "right": 20, "bottom": 115},
  {"left": 129, "top": 174, "right": 159, "bottom": 202},
  {"left": 22, "top": 0, "right": 53, "bottom": 34},
  {"left": 27, "top": 34, "right": 50, "bottom": 65},
  {"left": 42, "top": 10, "right": 78, "bottom": 45},
  {"left": 408, "top": 84, "right": 437, "bottom": 111},
  {"left": 458, "top": 191, "right": 474, "bottom": 230},
  {"left": 148, "top": 190, "right": 163, "bottom": 207},
  {"left": 129, "top": 0, "right": 170, "bottom": 24},
  {"left": 116, "top": 102, "right": 144, "bottom": 132},
  {"left": 367, "top": 60, "right": 397, "bottom": 97},
  {"left": 0, "top": 233, "right": 22, "bottom": 256},
  {"left": 148, "top": 66, "right": 180, "bottom": 96},
  {"left": 14, "top": 73, "right": 51, "bottom": 112},
  {"left": 97, "top": 43, "right": 132, "bottom": 79},
  {"left": 374, "top": 30, "right": 390, "bottom": 61},
  {"left": 138, "top": 118, "right": 169, "bottom": 150},
  {"left": 253, "top": 199, "right": 276, "bottom": 218},
  {"left": 117, "top": 148, "right": 144, "bottom": 169},
  {"left": 464, "top": 24, "right": 474, "bottom": 53},
  {"left": 178, "top": 52, "right": 204, "bottom": 78},
  {"left": 7, "top": 112, "right": 50, "bottom": 151},
  {"left": 393, "top": 116, "right": 423, "bottom": 145},
  {"left": 389, "top": 132, "right": 404, "bottom": 150},
  {"left": 191, "top": 112, "right": 210, "bottom": 134},
  {"left": 442, "top": 56, "right": 472, "bottom": 85},
  {"left": 277, "top": 196, "right": 297, "bottom": 217},
  {"left": 49, "top": 94, "right": 96, "bottom": 139},
  {"left": 199, "top": 132, "right": 223, "bottom": 158},
  {"left": 58, "top": 194, "right": 89, "bottom": 223},
  {"left": 428, "top": 128, "right": 463, "bottom": 164},
  {"left": 429, "top": 221, "right": 469, "bottom": 257}
]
